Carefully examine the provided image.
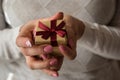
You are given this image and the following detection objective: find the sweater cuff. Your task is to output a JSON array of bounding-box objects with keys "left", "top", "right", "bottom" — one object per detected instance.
[
  {"left": 77, "top": 22, "right": 95, "bottom": 47},
  {"left": 12, "top": 26, "right": 21, "bottom": 59}
]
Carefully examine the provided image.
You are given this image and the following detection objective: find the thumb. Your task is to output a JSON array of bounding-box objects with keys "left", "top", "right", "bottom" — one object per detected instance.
[
  {"left": 16, "top": 35, "right": 33, "bottom": 48},
  {"left": 50, "top": 12, "right": 64, "bottom": 20},
  {"left": 38, "top": 12, "right": 64, "bottom": 22},
  {"left": 59, "top": 45, "right": 76, "bottom": 60}
]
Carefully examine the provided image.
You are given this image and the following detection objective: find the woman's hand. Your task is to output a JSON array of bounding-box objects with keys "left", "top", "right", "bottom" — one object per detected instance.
[
  {"left": 16, "top": 12, "right": 64, "bottom": 77},
  {"left": 58, "top": 14, "right": 85, "bottom": 60},
  {"left": 16, "top": 12, "right": 85, "bottom": 77}
]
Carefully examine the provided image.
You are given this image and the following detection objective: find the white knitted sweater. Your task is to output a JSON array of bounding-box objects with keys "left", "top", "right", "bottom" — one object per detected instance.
[{"left": 0, "top": 0, "right": 120, "bottom": 80}]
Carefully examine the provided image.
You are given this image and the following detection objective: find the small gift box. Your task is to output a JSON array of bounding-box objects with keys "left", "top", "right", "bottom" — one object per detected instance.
[{"left": 33, "top": 19, "right": 67, "bottom": 56}]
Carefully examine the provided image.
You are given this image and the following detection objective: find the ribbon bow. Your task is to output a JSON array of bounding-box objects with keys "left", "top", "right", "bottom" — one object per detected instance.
[{"left": 36, "top": 20, "right": 66, "bottom": 46}]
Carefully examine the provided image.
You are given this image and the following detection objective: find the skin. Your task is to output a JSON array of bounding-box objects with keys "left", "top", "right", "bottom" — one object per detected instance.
[{"left": 16, "top": 12, "right": 85, "bottom": 77}]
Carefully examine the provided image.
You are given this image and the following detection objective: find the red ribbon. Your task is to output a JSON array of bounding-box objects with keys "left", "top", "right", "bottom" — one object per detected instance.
[{"left": 36, "top": 20, "right": 66, "bottom": 46}]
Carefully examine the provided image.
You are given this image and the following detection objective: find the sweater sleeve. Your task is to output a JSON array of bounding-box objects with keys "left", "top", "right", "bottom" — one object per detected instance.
[
  {"left": 0, "top": 0, "right": 22, "bottom": 62},
  {"left": 77, "top": 22, "right": 120, "bottom": 60},
  {"left": 0, "top": 27, "right": 22, "bottom": 62}
]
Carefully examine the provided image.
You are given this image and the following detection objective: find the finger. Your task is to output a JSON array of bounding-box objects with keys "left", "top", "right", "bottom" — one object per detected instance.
[
  {"left": 50, "top": 12, "right": 64, "bottom": 20},
  {"left": 68, "top": 39, "right": 76, "bottom": 50},
  {"left": 41, "top": 54, "right": 53, "bottom": 60},
  {"left": 16, "top": 37, "right": 33, "bottom": 48},
  {"left": 59, "top": 45, "right": 76, "bottom": 60},
  {"left": 42, "top": 69, "right": 59, "bottom": 77},
  {"left": 40, "top": 55, "right": 63, "bottom": 71},
  {"left": 16, "top": 23, "right": 35, "bottom": 47},
  {"left": 20, "top": 45, "right": 53, "bottom": 56},
  {"left": 43, "top": 45, "right": 53, "bottom": 54},
  {"left": 25, "top": 56, "right": 58, "bottom": 69},
  {"left": 48, "top": 56, "right": 63, "bottom": 71},
  {"left": 53, "top": 56, "right": 64, "bottom": 71},
  {"left": 38, "top": 12, "right": 64, "bottom": 22}
]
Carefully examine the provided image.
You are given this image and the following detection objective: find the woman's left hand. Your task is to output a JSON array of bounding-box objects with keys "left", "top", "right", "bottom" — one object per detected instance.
[
  {"left": 58, "top": 13, "right": 85, "bottom": 60},
  {"left": 16, "top": 12, "right": 64, "bottom": 77}
]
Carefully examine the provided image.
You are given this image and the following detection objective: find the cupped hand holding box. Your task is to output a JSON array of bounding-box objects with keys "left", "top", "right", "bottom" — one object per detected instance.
[{"left": 33, "top": 19, "right": 68, "bottom": 56}]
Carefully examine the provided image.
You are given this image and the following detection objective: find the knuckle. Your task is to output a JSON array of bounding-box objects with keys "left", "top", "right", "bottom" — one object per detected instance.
[
  {"left": 24, "top": 52, "right": 29, "bottom": 56},
  {"left": 27, "top": 49, "right": 33, "bottom": 55},
  {"left": 41, "top": 60, "right": 51, "bottom": 69},
  {"left": 37, "top": 46, "right": 45, "bottom": 53},
  {"left": 26, "top": 58, "right": 35, "bottom": 70},
  {"left": 43, "top": 70, "right": 53, "bottom": 76},
  {"left": 21, "top": 49, "right": 29, "bottom": 56},
  {"left": 70, "top": 56, "right": 75, "bottom": 60},
  {"left": 51, "top": 67, "right": 60, "bottom": 71},
  {"left": 29, "top": 66, "right": 35, "bottom": 70},
  {"left": 68, "top": 54, "right": 75, "bottom": 60},
  {"left": 16, "top": 37, "right": 20, "bottom": 46},
  {"left": 42, "top": 70, "right": 51, "bottom": 76},
  {"left": 68, "top": 50, "right": 76, "bottom": 60},
  {"left": 27, "top": 62, "right": 35, "bottom": 70},
  {"left": 28, "top": 46, "right": 44, "bottom": 55},
  {"left": 70, "top": 54, "right": 76, "bottom": 60},
  {"left": 44, "top": 61, "right": 50, "bottom": 68}
]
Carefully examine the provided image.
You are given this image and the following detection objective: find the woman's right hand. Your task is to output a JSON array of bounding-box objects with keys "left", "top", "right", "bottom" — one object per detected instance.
[{"left": 16, "top": 12, "right": 64, "bottom": 77}]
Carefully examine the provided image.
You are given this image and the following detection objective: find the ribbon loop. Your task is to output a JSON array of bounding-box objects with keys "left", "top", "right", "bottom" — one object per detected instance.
[{"left": 36, "top": 20, "right": 66, "bottom": 46}]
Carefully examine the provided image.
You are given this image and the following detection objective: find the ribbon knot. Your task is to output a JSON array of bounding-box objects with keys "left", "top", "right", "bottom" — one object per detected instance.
[
  {"left": 51, "top": 29, "right": 55, "bottom": 32},
  {"left": 36, "top": 20, "right": 66, "bottom": 46}
]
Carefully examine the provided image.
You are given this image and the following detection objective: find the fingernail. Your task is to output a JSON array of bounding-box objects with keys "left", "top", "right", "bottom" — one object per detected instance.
[
  {"left": 52, "top": 73, "right": 58, "bottom": 77},
  {"left": 26, "top": 40, "right": 32, "bottom": 47},
  {"left": 50, "top": 59, "right": 57, "bottom": 65},
  {"left": 44, "top": 45, "right": 53, "bottom": 53},
  {"left": 41, "top": 54, "right": 47, "bottom": 60}
]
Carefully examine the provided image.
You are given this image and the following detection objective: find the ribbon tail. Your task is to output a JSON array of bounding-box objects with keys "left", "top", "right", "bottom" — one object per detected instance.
[
  {"left": 51, "top": 20, "right": 57, "bottom": 30},
  {"left": 41, "top": 32, "right": 51, "bottom": 39},
  {"left": 51, "top": 32, "right": 58, "bottom": 46},
  {"left": 36, "top": 31, "right": 50, "bottom": 40},
  {"left": 56, "top": 29, "right": 66, "bottom": 37},
  {"left": 39, "top": 21, "right": 50, "bottom": 31},
  {"left": 56, "top": 21, "right": 65, "bottom": 29}
]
